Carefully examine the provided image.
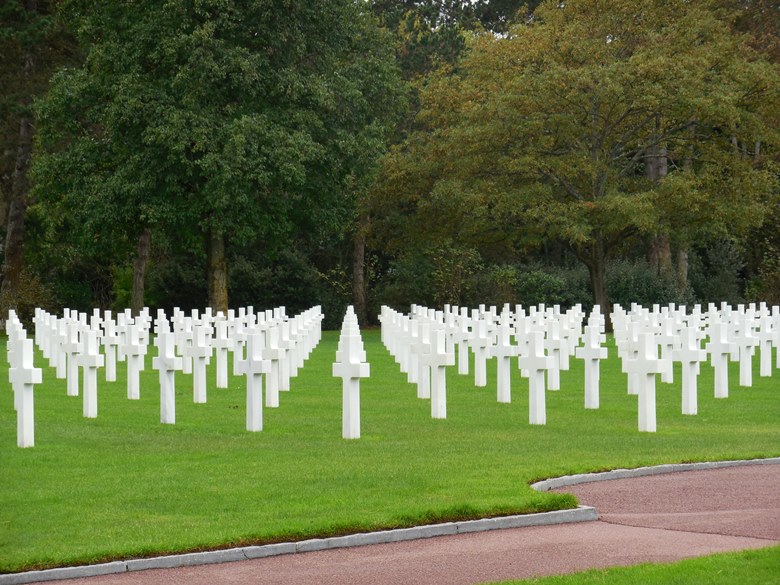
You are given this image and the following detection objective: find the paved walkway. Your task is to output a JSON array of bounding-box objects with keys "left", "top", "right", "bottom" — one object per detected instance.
[{"left": 42, "top": 463, "right": 780, "bottom": 584}]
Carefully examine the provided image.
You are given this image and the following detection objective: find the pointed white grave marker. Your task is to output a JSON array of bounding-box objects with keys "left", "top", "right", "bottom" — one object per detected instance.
[{"left": 332, "top": 329, "right": 369, "bottom": 439}]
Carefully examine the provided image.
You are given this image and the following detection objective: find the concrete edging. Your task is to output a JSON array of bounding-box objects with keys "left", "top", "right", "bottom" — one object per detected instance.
[
  {"left": 0, "top": 508, "right": 597, "bottom": 584},
  {"left": 531, "top": 456, "right": 780, "bottom": 492},
  {"left": 4, "top": 457, "right": 777, "bottom": 585}
]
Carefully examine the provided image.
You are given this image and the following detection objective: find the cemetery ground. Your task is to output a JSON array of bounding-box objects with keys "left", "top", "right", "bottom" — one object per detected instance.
[{"left": 0, "top": 329, "right": 778, "bottom": 575}]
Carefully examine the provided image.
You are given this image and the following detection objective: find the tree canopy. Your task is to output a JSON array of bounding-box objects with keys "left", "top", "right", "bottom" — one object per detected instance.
[
  {"left": 374, "top": 0, "right": 780, "bottom": 325},
  {"left": 1, "top": 0, "right": 779, "bottom": 322},
  {"left": 32, "top": 0, "right": 405, "bottom": 313}
]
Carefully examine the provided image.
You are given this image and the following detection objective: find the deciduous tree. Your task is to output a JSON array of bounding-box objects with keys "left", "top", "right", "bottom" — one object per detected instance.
[{"left": 378, "top": 0, "right": 780, "bottom": 325}]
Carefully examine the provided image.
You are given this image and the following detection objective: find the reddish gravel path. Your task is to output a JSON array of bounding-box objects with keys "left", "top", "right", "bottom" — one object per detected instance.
[{"left": 51, "top": 464, "right": 779, "bottom": 585}]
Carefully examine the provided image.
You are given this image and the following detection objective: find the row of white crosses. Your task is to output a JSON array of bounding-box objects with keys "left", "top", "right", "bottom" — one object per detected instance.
[
  {"left": 379, "top": 305, "right": 457, "bottom": 419},
  {"left": 7, "top": 311, "right": 43, "bottom": 447},
  {"left": 232, "top": 306, "right": 324, "bottom": 432},
  {"left": 332, "top": 307, "right": 370, "bottom": 439},
  {"left": 379, "top": 303, "right": 603, "bottom": 425},
  {"left": 7, "top": 305, "right": 324, "bottom": 446},
  {"left": 33, "top": 307, "right": 149, "bottom": 404},
  {"left": 383, "top": 300, "right": 779, "bottom": 432},
  {"left": 611, "top": 302, "right": 779, "bottom": 432}
]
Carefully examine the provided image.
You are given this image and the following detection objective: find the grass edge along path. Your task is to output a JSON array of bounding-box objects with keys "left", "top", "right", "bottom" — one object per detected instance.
[
  {"left": 1, "top": 330, "right": 778, "bottom": 573},
  {"left": 486, "top": 543, "right": 780, "bottom": 585}
]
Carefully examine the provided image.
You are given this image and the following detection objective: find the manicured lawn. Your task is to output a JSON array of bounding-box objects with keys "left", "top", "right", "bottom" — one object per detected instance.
[
  {"left": 0, "top": 330, "right": 777, "bottom": 572},
  {"left": 487, "top": 544, "right": 780, "bottom": 585}
]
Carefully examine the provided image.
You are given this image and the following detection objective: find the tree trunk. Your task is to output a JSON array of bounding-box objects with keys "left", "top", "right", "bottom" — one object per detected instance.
[
  {"left": 656, "top": 234, "right": 673, "bottom": 278},
  {"left": 647, "top": 234, "right": 673, "bottom": 277},
  {"left": 131, "top": 228, "right": 151, "bottom": 316},
  {"left": 645, "top": 116, "right": 672, "bottom": 279},
  {"left": 1, "top": 13, "right": 36, "bottom": 305},
  {"left": 352, "top": 211, "right": 368, "bottom": 326},
  {"left": 676, "top": 246, "right": 689, "bottom": 295},
  {"left": 207, "top": 229, "right": 228, "bottom": 315},
  {"left": 581, "top": 240, "right": 612, "bottom": 332},
  {"left": 1, "top": 119, "right": 33, "bottom": 305}
]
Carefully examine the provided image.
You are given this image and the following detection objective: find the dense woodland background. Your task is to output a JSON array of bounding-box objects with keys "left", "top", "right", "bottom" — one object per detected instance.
[{"left": 1, "top": 0, "right": 779, "bottom": 329}]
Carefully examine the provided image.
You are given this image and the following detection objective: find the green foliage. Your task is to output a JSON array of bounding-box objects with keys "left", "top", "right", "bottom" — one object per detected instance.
[
  {"left": 375, "top": 251, "right": 436, "bottom": 311},
  {"left": 512, "top": 265, "right": 589, "bottom": 310},
  {"left": 145, "top": 251, "right": 208, "bottom": 314},
  {"left": 606, "top": 260, "right": 682, "bottom": 309},
  {"left": 0, "top": 269, "right": 54, "bottom": 326},
  {"left": 688, "top": 240, "right": 746, "bottom": 306},
  {"left": 746, "top": 240, "right": 780, "bottom": 305},
  {"left": 429, "top": 243, "right": 483, "bottom": 307},
  {"left": 470, "top": 264, "right": 522, "bottom": 307},
  {"left": 374, "top": 0, "right": 780, "bottom": 314},
  {"left": 30, "top": 0, "right": 405, "bottom": 308}
]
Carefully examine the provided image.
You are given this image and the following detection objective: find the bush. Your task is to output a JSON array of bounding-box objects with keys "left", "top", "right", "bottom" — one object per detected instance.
[
  {"left": 689, "top": 240, "right": 745, "bottom": 306},
  {"left": 745, "top": 241, "right": 780, "bottom": 306},
  {"left": 606, "top": 259, "right": 681, "bottom": 308},
  {"left": 0, "top": 269, "right": 55, "bottom": 327}
]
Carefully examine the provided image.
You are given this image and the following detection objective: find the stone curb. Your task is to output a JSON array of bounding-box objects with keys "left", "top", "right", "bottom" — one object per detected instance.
[
  {"left": 3, "top": 457, "right": 776, "bottom": 584},
  {"left": 530, "top": 456, "right": 780, "bottom": 492},
  {"left": 0, "top": 508, "right": 596, "bottom": 584}
]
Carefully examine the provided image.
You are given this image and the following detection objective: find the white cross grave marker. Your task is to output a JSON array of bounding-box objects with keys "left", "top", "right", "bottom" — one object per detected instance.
[
  {"left": 185, "top": 324, "right": 212, "bottom": 404},
  {"left": 10, "top": 337, "right": 42, "bottom": 447},
  {"left": 103, "top": 315, "right": 120, "bottom": 382},
  {"left": 422, "top": 328, "right": 454, "bottom": 419},
  {"left": 471, "top": 316, "right": 490, "bottom": 388},
  {"left": 263, "top": 325, "right": 286, "bottom": 408},
  {"left": 672, "top": 326, "right": 706, "bottom": 415},
  {"left": 518, "top": 330, "right": 554, "bottom": 425},
  {"left": 152, "top": 329, "right": 182, "bottom": 424},
  {"left": 757, "top": 313, "right": 774, "bottom": 378},
  {"left": 63, "top": 320, "right": 83, "bottom": 397},
  {"left": 491, "top": 312, "right": 518, "bottom": 403},
  {"left": 124, "top": 323, "right": 147, "bottom": 400},
  {"left": 575, "top": 324, "right": 608, "bottom": 409},
  {"left": 237, "top": 332, "right": 270, "bottom": 432},
  {"left": 628, "top": 332, "right": 664, "bottom": 432},
  {"left": 705, "top": 321, "right": 732, "bottom": 399},
  {"left": 213, "top": 319, "right": 232, "bottom": 389},
  {"left": 78, "top": 329, "right": 104, "bottom": 418},
  {"left": 736, "top": 316, "right": 758, "bottom": 387}
]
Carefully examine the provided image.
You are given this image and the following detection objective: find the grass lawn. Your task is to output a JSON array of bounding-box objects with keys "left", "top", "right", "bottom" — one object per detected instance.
[
  {"left": 0, "top": 329, "right": 777, "bottom": 573},
  {"left": 487, "top": 544, "right": 780, "bottom": 585}
]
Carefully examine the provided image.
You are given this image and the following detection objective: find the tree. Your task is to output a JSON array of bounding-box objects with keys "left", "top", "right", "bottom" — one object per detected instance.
[
  {"left": 33, "top": 0, "right": 403, "bottom": 314},
  {"left": 377, "top": 0, "right": 780, "bottom": 326},
  {"left": 0, "top": 0, "right": 74, "bottom": 312}
]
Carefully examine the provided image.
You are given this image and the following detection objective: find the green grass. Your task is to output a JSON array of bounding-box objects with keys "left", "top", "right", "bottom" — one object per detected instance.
[
  {"left": 0, "top": 330, "right": 777, "bottom": 573},
  {"left": 487, "top": 544, "right": 780, "bottom": 585}
]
